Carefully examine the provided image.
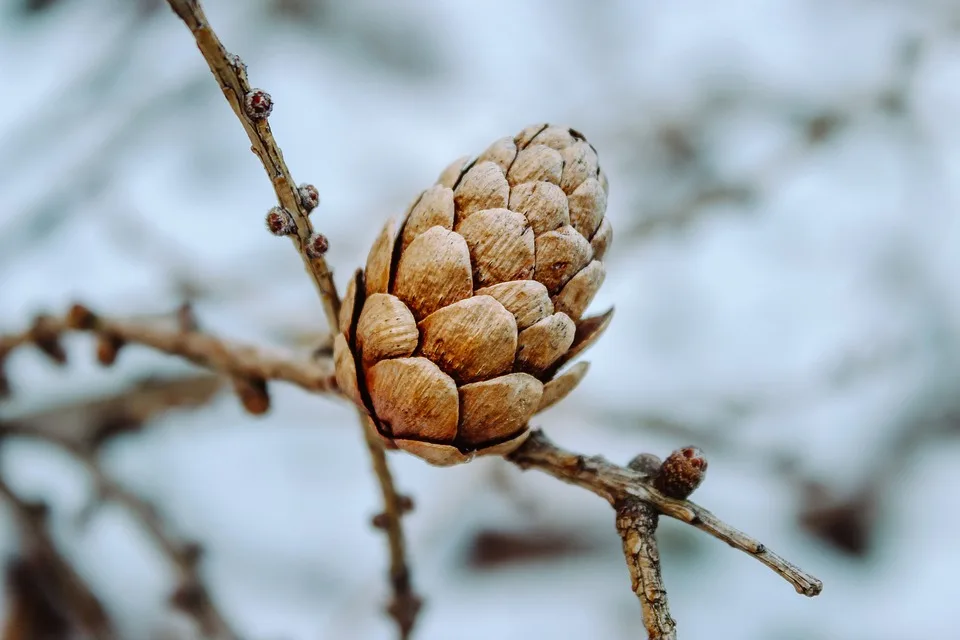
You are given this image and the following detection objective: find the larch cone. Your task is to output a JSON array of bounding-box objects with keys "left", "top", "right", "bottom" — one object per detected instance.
[{"left": 335, "top": 124, "right": 613, "bottom": 465}]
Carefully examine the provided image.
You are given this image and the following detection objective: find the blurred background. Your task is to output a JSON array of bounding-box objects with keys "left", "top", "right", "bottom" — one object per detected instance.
[{"left": 1, "top": 0, "right": 959, "bottom": 638}]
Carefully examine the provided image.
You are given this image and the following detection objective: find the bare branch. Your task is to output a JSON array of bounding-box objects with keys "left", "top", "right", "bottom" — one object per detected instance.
[
  {"left": 508, "top": 429, "right": 823, "bottom": 598},
  {"left": 615, "top": 500, "right": 676, "bottom": 640},
  {"left": 0, "top": 474, "right": 114, "bottom": 639},
  {"left": 0, "top": 374, "right": 222, "bottom": 450},
  {"left": 23, "top": 428, "right": 238, "bottom": 640}
]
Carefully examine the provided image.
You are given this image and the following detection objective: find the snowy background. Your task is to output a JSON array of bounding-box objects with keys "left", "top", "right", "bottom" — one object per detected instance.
[{"left": 2, "top": 0, "right": 959, "bottom": 638}]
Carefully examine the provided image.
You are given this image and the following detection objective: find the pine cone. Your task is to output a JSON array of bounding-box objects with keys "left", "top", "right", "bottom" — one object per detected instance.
[{"left": 334, "top": 124, "right": 613, "bottom": 466}]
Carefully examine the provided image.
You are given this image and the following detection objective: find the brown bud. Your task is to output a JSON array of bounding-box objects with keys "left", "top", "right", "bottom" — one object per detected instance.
[
  {"left": 29, "top": 315, "right": 66, "bottom": 364},
  {"left": 95, "top": 333, "right": 125, "bottom": 366},
  {"left": 654, "top": 446, "right": 707, "bottom": 499},
  {"left": 627, "top": 453, "right": 663, "bottom": 477},
  {"left": 170, "top": 580, "right": 208, "bottom": 615},
  {"left": 265, "top": 206, "right": 296, "bottom": 236},
  {"left": 243, "top": 89, "right": 273, "bottom": 119},
  {"left": 66, "top": 303, "right": 97, "bottom": 330},
  {"left": 233, "top": 376, "right": 270, "bottom": 415}
]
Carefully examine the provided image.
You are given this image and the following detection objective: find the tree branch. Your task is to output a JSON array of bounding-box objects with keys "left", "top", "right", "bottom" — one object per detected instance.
[
  {"left": 615, "top": 500, "right": 676, "bottom": 640},
  {"left": 162, "top": 3, "right": 420, "bottom": 635},
  {"left": 32, "top": 429, "right": 237, "bottom": 639},
  {"left": 0, "top": 474, "right": 114, "bottom": 639},
  {"left": 508, "top": 429, "right": 823, "bottom": 598}
]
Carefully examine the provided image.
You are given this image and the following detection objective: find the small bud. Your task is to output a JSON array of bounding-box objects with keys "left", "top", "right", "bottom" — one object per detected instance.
[
  {"left": 29, "top": 315, "right": 66, "bottom": 364},
  {"left": 372, "top": 512, "right": 390, "bottom": 529},
  {"left": 170, "top": 581, "right": 207, "bottom": 614},
  {"left": 66, "top": 303, "right": 97, "bottom": 330},
  {"left": 654, "top": 446, "right": 707, "bottom": 500},
  {"left": 95, "top": 333, "right": 125, "bottom": 366},
  {"left": 265, "top": 206, "right": 296, "bottom": 236},
  {"left": 243, "top": 89, "right": 273, "bottom": 120},
  {"left": 306, "top": 233, "right": 329, "bottom": 258},
  {"left": 627, "top": 453, "right": 662, "bottom": 477},
  {"left": 298, "top": 183, "right": 320, "bottom": 212},
  {"left": 233, "top": 376, "right": 270, "bottom": 415},
  {"left": 397, "top": 494, "right": 415, "bottom": 514}
]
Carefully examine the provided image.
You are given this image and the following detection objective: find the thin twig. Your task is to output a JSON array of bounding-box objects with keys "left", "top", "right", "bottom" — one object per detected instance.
[
  {"left": 1, "top": 306, "right": 338, "bottom": 397},
  {"left": 508, "top": 429, "right": 823, "bottom": 597},
  {"left": 67, "top": 304, "right": 338, "bottom": 395},
  {"left": 0, "top": 474, "right": 114, "bottom": 639},
  {"left": 21, "top": 428, "right": 238, "bottom": 640},
  {"left": 163, "top": 3, "right": 419, "bottom": 635},
  {"left": 164, "top": 0, "right": 339, "bottom": 328},
  {"left": 615, "top": 500, "right": 676, "bottom": 640}
]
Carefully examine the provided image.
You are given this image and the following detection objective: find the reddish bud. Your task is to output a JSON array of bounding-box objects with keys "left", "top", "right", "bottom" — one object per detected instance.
[
  {"left": 66, "top": 303, "right": 97, "bottom": 330},
  {"left": 244, "top": 89, "right": 273, "bottom": 119},
  {"left": 397, "top": 494, "right": 415, "bottom": 514},
  {"left": 372, "top": 512, "right": 390, "bottom": 529},
  {"left": 265, "top": 207, "right": 296, "bottom": 236},
  {"left": 306, "top": 233, "right": 329, "bottom": 258},
  {"left": 96, "top": 333, "right": 125, "bottom": 366},
  {"left": 233, "top": 376, "right": 270, "bottom": 415},
  {"left": 29, "top": 315, "right": 66, "bottom": 364},
  {"left": 654, "top": 446, "right": 707, "bottom": 499},
  {"left": 298, "top": 183, "right": 320, "bottom": 212}
]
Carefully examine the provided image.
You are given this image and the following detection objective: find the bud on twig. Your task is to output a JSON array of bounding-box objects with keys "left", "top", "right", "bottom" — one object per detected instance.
[
  {"left": 233, "top": 376, "right": 270, "bottom": 415},
  {"left": 96, "top": 333, "right": 125, "bottom": 366},
  {"left": 265, "top": 207, "right": 296, "bottom": 237},
  {"left": 306, "top": 233, "right": 329, "bottom": 258},
  {"left": 298, "top": 183, "right": 320, "bottom": 212},
  {"left": 243, "top": 89, "right": 273, "bottom": 120},
  {"left": 654, "top": 446, "right": 707, "bottom": 499},
  {"left": 29, "top": 315, "right": 66, "bottom": 364}
]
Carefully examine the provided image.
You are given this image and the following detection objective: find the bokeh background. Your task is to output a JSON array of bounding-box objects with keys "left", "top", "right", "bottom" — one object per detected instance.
[{"left": 2, "top": 0, "right": 959, "bottom": 638}]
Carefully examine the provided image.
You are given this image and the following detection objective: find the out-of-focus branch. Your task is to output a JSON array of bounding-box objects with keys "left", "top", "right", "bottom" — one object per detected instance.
[
  {"left": 0, "top": 374, "right": 223, "bottom": 450},
  {"left": 0, "top": 475, "right": 113, "bottom": 639},
  {"left": 16, "top": 427, "right": 238, "bottom": 640},
  {"left": 0, "top": 303, "right": 338, "bottom": 415},
  {"left": 508, "top": 429, "right": 823, "bottom": 598},
  {"left": 164, "top": 2, "right": 420, "bottom": 635}
]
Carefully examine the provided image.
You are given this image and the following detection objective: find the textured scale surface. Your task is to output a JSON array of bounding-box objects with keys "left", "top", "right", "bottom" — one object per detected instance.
[{"left": 335, "top": 124, "right": 614, "bottom": 465}]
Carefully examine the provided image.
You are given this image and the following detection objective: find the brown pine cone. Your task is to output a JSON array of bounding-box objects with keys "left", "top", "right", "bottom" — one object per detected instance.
[{"left": 334, "top": 124, "right": 613, "bottom": 466}]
